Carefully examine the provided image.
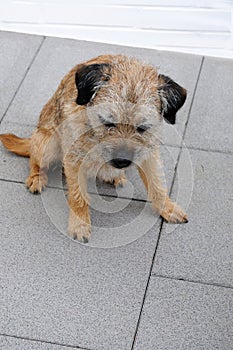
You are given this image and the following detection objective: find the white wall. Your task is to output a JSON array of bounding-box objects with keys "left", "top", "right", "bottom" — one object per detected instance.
[{"left": 0, "top": 0, "right": 233, "bottom": 58}]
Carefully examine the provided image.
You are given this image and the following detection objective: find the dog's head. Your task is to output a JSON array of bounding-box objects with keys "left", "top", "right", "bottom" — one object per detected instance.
[{"left": 75, "top": 56, "right": 187, "bottom": 168}]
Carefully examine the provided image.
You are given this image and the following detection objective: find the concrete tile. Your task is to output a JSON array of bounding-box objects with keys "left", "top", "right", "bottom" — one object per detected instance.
[
  {"left": 0, "top": 336, "right": 76, "bottom": 350},
  {"left": 41, "top": 187, "right": 161, "bottom": 249},
  {"left": 3, "top": 36, "right": 202, "bottom": 148},
  {"left": 0, "top": 31, "right": 43, "bottom": 121},
  {"left": 134, "top": 277, "right": 233, "bottom": 350},
  {"left": 0, "top": 122, "right": 33, "bottom": 183},
  {"left": 185, "top": 56, "right": 233, "bottom": 153},
  {"left": 0, "top": 181, "right": 161, "bottom": 350},
  {"left": 152, "top": 148, "right": 233, "bottom": 287}
]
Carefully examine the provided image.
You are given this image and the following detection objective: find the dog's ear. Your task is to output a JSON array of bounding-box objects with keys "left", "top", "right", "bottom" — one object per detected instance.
[
  {"left": 75, "top": 63, "right": 111, "bottom": 105},
  {"left": 158, "top": 74, "right": 187, "bottom": 124}
]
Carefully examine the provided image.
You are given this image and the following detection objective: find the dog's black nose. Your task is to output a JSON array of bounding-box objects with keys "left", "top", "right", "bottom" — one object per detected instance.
[{"left": 111, "top": 158, "right": 132, "bottom": 169}]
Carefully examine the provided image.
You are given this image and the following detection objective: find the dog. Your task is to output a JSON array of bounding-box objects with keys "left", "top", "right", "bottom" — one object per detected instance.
[{"left": 0, "top": 54, "right": 188, "bottom": 243}]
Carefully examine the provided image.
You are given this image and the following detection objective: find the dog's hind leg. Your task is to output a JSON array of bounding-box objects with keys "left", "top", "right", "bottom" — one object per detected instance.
[
  {"left": 138, "top": 149, "right": 188, "bottom": 223},
  {"left": 26, "top": 129, "right": 60, "bottom": 194}
]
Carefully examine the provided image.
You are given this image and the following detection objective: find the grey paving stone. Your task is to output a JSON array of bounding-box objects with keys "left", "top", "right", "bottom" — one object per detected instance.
[
  {"left": 0, "top": 122, "right": 179, "bottom": 201},
  {"left": 0, "top": 31, "right": 43, "bottom": 122},
  {"left": 0, "top": 181, "right": 161, "bottom": 350},
  {"left": 134, "top": 277, "right": 233, "bottom": 350},
  {"left": 3, "top": 35, "right": 202, "bottom": 147},
  {"left": 42, "top": 187, "right": 161, "bottom": 248},
  {"left": 152, "top": 148, "right": 233, "bottom": 287},
  {"left": 184, "top": 56, "right": 233, "bottom": 153},
  {"left": 0, "top": 335, "right": 77, "bottom": 350},
  {"left": 0, "top": 122, "right": 33, "bottom": 183}
]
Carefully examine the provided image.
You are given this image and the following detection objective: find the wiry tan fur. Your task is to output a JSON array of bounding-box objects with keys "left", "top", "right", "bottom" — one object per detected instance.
[{"left": 0, "top": 54, "right": 188, "bottom": 242}]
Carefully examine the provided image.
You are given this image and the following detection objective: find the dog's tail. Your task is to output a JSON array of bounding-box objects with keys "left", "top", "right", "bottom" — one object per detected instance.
[{"left": 0, "top": 134, "right": 30, "bottom": 157}]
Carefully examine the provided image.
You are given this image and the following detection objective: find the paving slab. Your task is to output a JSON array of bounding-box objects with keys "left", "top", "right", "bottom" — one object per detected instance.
[
  {"left": 0, "top": 335, "right": 78, "bottom": 350},
  {"left": 2, "top": 35, "right": 202, "bottom": 147},
  {"left": 0, "top": 181, "right": 161, "bottom": 350},
  {"left": 0, "top": 122, "right": 180, "bottom": 201},
  {"left": 184, "top": 56, "right": 233, "bottom": 153},
  {"left": 134, "top": 277, "right": 233, "bottom": 350},
  {"left": 0, "top": 31, "right": 43, "bottom": 122},
  {"left": 1, "top": 30, "right": 232, "bottom": 350},
  {"left": 0, "top": 122, "right": 33, "bottom": 184},
  {"left": 152, "top": 148, "right": 233, "bottom": 287},
  {"left": 41, "top": 185, "right": 161, "bottom": 249}
]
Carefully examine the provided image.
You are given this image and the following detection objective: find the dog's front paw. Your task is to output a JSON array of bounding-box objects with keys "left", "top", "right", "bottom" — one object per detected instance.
[
  {"left": 113, "top": 173, "right": 127, "bottom": 187},
  {"left": 160, "top": 200, "right": 188, "bottom": 224},
  {"left": 68, "top": 211, "right": 91, "bottom": 243},
  {"left": 26, "top": 173, "right": 48, "bottom": 194},
  {"left": 68, "top": 224, "right": 91, "bottom": 243},
  {"left": 105, "top": 173, "right": 127, "bottom": 187}
]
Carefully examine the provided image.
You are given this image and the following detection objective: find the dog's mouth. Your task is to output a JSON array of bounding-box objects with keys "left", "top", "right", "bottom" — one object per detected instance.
[{"left": 110, "top": 158, "right": 132, "bottom": 169}]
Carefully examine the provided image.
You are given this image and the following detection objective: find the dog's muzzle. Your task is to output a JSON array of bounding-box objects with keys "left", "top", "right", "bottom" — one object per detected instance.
[{"left": 110, "top": 148, "right": 134, "bottom": 169}]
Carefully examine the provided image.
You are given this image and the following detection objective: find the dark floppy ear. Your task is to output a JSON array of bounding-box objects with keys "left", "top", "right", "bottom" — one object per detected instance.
[
  {"left": 75, "top": 63, "right": 111, "bottom": 105},
  {"left": 158, "top": 74, "right": 187, "bottom": 124}
]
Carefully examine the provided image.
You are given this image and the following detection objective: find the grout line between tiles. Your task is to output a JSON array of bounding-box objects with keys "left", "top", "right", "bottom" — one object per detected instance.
[
  {"left": 0, "top": 333, "right": 94, "bottom": 350},
  {"left": 89, "top": 191, "right": 149, "bottom": 203},
  {"left": 168, "top": 56, "right": 205, "bottom": 188},
  {"left": 0, "top": 36, "right": 46, "bottom": 125},
  {"left": 0, "top": 177, "right": 151, "bottom": 204},
  {"left": 0, "top": 177, "right": 66, "bottom": 191},
  {"left": 181, "top": 56, "right": 205, "bottom": 144},
  {"left": 181, "top": 144, "right": 233, "bottom": 156},
  {"left": 0, "top": 120, "right": 36, "bottom": 129},
  {"left": 130, "top": 218, "right": 164, "bottom": 350},
  {"left": 151, "top": 274, "right": 233, "bottom": 290},
  {"left": 0, "top": 178, "right": 26, "bottom": 186},
  {"left": 162, "top": 142, "right": 233, "bottom": 156},
  {"left": 131, "top": 56, "right": 205, "bottom": 350}
]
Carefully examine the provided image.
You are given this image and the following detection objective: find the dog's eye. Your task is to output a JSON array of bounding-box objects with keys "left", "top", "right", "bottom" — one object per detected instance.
[
  {"left": 98, "top": 115, "right": 116, "bottom": 128},
  {"left": 104, "top": 122, "right": 116, "bottom": 128},
  {"left": 137, "top": 125, "right": 150, "bottom": 134}
]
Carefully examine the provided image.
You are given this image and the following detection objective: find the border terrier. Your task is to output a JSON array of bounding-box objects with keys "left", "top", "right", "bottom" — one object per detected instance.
[{"left": 0, "top": 54, "right": 188, "bottom": 242}]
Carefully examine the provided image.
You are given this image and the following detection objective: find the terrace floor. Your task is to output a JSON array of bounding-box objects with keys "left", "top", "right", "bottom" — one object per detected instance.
[{"left": 0, "top": 31, "right": 232, "bottom": 350}]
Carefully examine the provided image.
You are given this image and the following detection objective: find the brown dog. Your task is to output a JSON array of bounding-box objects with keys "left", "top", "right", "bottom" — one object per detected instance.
[{"left": 0, "top": 54, "right": 188, "bottom": 242}]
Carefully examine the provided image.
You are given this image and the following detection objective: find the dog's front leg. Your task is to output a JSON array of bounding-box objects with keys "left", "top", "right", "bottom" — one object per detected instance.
[
  {"left": 64, "top": 157, "right": 91, "bottom": 243},
  {"left": 138, "top": 149, "right": 188, "bottom": 223}
]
